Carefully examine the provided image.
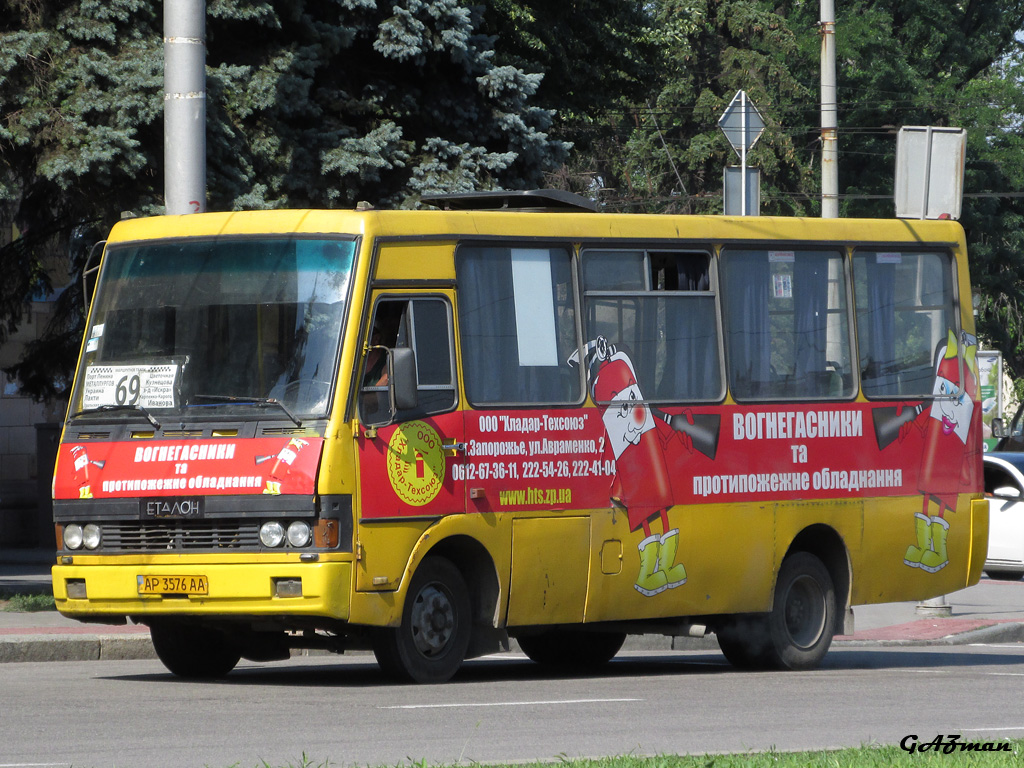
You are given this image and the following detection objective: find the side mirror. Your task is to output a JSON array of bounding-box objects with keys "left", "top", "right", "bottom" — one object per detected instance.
[
  {"left": 992, "top": 417, "right": 1007, "bottom": 438},
  {"left": 390, "top": 347, "right": 418, "bottom": 411}
]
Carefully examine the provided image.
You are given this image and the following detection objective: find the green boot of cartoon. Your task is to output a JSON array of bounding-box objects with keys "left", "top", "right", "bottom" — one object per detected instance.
[
  {"left": 635, "top": 534, "right": 669, "bottom": 596},
  {"left": 658, "top": 529, "right": 687, "bottom": 589},
  {"left": 904, "top": 512, "right": 931, "bottom": 568},
  {"left": 920, "top": 516, "right": 949, "bottom": 573}
]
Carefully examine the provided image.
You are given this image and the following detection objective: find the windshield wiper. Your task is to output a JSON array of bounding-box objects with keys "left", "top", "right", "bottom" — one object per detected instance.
[
  {"left": 192, "top": 395, "right": 302, "bottom": 427},
  {"left": 70, "top": 403, "right": 162, "bottom": 430}
]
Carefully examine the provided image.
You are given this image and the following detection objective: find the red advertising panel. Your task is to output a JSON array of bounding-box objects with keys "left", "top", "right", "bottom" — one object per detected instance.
[
  {"left": 355, "top": 399, "right": 981, "bottom": 526},
  {"left": 54, "top": 437, "right": 323, "bottom": 499}
]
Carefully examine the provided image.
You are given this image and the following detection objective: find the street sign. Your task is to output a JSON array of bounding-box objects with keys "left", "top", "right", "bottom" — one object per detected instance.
[
  {"left": 894, "top": 126, "right": 966, "bottom": 220},
  {"left": 718, "top": 91, "right": 765, "bottom": 215},
  {"left": 719, "top": 91, "right": 765, "bottom": 157},
  {"left": 724, "top": 167, "right": 760, "bottom": 216}
]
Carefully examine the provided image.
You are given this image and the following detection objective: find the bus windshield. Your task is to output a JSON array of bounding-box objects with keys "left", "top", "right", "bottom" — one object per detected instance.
[{"left": 71, "top": 237, "right": 355, "bottom": 421}]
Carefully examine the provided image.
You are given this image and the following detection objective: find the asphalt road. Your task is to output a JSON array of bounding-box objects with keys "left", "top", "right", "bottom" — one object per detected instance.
[{"left": 3, "top": 643, "right": 1024, "bottom": 768}]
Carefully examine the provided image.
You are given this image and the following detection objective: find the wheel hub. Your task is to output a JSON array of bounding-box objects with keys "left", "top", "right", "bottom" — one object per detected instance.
[
  {"left": 783, "top": 574, "right": 826, "bottom": 649},
  {"left": 410, "top": 583, "right": 455, "bottom": 657}
]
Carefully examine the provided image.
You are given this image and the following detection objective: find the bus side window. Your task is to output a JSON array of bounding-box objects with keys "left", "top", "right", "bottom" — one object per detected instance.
[
  {"left": 853, "top": 250, "right": 956, "bottom": 398},
  {"left": 359, "top": 297, "right": 457, "bottom": 423},
  {"left": 456, "top": 245, "right": 582, "bottom": 405},
  {"left": 720, "top": 247, "right": 853, "bottom": 401},
  {"left": 582, "top": 248, "right": 723, "bottom": 403}
]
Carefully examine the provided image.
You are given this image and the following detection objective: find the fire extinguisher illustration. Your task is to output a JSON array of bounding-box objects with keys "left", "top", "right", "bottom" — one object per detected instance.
[
  {"left": 256, "top": 438, "right": 310, "bottom": 494},
  {"left": 70, "top": 445, "right": 105, "bottom": 499}
]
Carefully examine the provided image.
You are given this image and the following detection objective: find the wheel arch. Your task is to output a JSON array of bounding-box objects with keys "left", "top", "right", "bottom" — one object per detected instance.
[{"left": 424, "top": 534, "right": 501, "bottom": 627}]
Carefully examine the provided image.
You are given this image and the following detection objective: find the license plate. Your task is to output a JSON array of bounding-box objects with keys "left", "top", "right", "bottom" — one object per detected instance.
[
  {"left": 137, "top": 575, "right": 209, "bottom": 595},
  {"left": 140, "top": 497, "right": 204, "bottom": 519}
]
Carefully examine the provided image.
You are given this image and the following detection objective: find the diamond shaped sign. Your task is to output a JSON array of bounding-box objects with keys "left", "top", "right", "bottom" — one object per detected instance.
[{"left": 719, "top": 90, "right": 765, "bottom": 157}]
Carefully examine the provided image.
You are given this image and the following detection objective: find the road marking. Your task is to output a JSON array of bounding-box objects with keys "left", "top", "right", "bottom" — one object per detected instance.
[
  {"left": 380, "top": 698, "right": 642, "bottom": 710},
  {"left": 960, "top": 726, "right": 1024, "bottom": 732},
  {"left": 970, "top": 643, "right": 1024, "bottom": 649}
]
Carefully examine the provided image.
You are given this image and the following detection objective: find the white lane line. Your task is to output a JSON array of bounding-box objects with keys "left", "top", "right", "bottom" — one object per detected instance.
[
  {"left": 380, "top": 697, "right": 642, "bottom": 710},
  {"left": 960, "top": 726, "right": 1024, "bottom": 732},
  {"left": 969, "top": 644, "right": 1024, "bottom": 648}
]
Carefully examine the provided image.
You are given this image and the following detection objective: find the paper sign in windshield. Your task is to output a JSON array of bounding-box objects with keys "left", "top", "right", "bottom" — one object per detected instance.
[{"left": 82, "top": 364, "right": 179, "bottom": 409}]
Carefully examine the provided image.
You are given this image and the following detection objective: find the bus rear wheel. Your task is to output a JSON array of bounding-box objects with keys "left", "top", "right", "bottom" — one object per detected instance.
[
  {"left": 517, "top": 629, "right": 626, "bottom": 668},
  {"left": 717, "top": 552, "right": 836, "bottom": 671},
  {"left": 767, "top": 552, "right": 836, "bottom": 670},
  {"left": 372, "top": 556, "right": 471, "bottom": 684},
  {"left": 150, "top": 621, "right": 241, "bottom": 679}
]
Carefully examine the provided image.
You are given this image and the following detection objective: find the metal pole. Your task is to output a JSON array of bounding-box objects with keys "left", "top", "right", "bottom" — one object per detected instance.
[
  {"left": 741, "top": 92, "right": 748, "bottom": 216},
  {"left": 820, "top": 0, "right": 838, "bottom": 218},
  {"left": 164, "top": 0, "right": 206, "bottom": 214},
  {"left": 916, "top": 594, "right": 952, "bottom": 617},
  {"left": 920, "top": 126, "right": 934, "bottom": 219}
]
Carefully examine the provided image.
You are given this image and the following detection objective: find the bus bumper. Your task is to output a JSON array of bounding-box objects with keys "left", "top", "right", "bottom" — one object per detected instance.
[
  {"left": 52, "top": 559, "right": 352, "bottom": 622},
  {"left": 968, "top": 497, "right": 989, "bottom": 586}
]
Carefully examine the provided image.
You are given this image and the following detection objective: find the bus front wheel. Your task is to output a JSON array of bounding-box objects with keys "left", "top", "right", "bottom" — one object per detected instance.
[
  {"left": 372, "top": 556, "right": 471, "bottom": 684},
  {"left": 150, "top": 621, "right": 241, "bottom": 679}
]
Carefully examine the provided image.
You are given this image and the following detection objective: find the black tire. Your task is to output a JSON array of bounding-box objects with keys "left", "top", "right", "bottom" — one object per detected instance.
[
  {"left": 985, "top": 570, "right": 1024, "bottom": 581},
  {"left": 715, "top": 615, "right": 771, "bottom": 669},
  {"left": 372, "top": 557, "right": 471, "bottom": 684},
  {"left": 765, "top": 552, "right": 836, "bottom": 670},
  {"left": 517, "top": 630, "right": 626, "bottom": 668},
  {"left": 716, "top": 553, "right": 836, "bottom": 671},
  {"left": 150, "top": 621, "right": 241, "bottom": 679}
]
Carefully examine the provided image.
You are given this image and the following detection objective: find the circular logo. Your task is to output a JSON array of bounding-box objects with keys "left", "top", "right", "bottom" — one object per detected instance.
[{"left": 386, "top": 421, "right": 446, "bottom": 506}]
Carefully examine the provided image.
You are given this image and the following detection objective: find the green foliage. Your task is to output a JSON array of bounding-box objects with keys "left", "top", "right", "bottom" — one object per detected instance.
[
  {"left": 1, "top": 592, "right": 56, "bottom": 611},
  {"left": 480, "top": 0, "right": 656, "bottom": 152},
  {"left": 590, "top": 0, "right": 815, "bottom": 215},
  {"left": 239, "top": 743, "right": 1024, "bottom": 768}
]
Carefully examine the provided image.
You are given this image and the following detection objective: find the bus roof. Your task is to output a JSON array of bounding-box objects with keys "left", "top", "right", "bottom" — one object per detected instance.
[{"left": 105, "top": 207, "right": 966, "bottom": 250}]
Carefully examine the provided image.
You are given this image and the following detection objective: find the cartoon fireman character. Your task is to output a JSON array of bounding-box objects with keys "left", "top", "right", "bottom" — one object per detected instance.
[
  {"left": 257, "top": 438, "right": 310, "bottom": 495},
  {"left": 69, "top": 445, "right": 105, "bottom": 499},
  {"left": 578, "top": 337, "right": 719, "bottom": 596},
  {"left": 897, "top": 330, "right": 980, "bottom": 573}
]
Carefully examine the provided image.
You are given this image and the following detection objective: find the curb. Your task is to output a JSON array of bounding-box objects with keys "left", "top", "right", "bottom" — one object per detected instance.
[
  {"left": 0, "top": 633, "right": 157, "bottom": 663},
  {"left": 833, "top": 620, "right": 1024, "bottom": 647}
]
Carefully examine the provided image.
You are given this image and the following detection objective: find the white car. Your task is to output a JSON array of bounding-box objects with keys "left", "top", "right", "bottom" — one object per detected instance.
[{"left": 983, "top": 452, "right": 1024, "bottom": 580}]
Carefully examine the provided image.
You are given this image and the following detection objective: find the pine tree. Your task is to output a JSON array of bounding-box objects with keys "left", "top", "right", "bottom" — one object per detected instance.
[{"left": 0, "top": 0, "right": 571, "bottom": 400}]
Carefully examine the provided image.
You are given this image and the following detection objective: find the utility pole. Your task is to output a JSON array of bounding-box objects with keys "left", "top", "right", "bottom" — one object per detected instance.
[
  {"left": 820, "top": 0, "right": 838, "bottom": 218},
  {"left": 164, "top": 0, "right": 206, "bottom": 214}
]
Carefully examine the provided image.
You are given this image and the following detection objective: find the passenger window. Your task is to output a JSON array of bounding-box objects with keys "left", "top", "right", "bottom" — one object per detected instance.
[
  {"left": 359, "top": 297, "right": 456, "bottom": 422},
  {"left": 582, "top": 249, "right": 723, "bottom": 402},
  {"left": 456, "top": 245, "right": 582, "bottom": 405},
  {"left": 720, "top": 248, "right": 853, "bottom": 400},
  {"left": 853, "top": 250, "right": 957, "bottom": 398}
]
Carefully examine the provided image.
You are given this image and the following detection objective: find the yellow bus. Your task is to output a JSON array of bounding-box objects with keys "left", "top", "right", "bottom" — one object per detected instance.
[{"left": 51, "top": 190, "right": 986, "bottom": 681}]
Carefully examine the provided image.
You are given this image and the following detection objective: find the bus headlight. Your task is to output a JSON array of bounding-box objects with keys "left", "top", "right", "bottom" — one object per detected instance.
[
  {"left": 260, "top": 521, "right": 285, "bottom": 548},
  {"left": 287, "top": 521, "right": 311, "bottom": 548},
  {"left": 82, "top": 524, "right": 102, "bottom": 550},
  {"left": 63, "top": 524, "right": 84, "bottom": 550}
]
